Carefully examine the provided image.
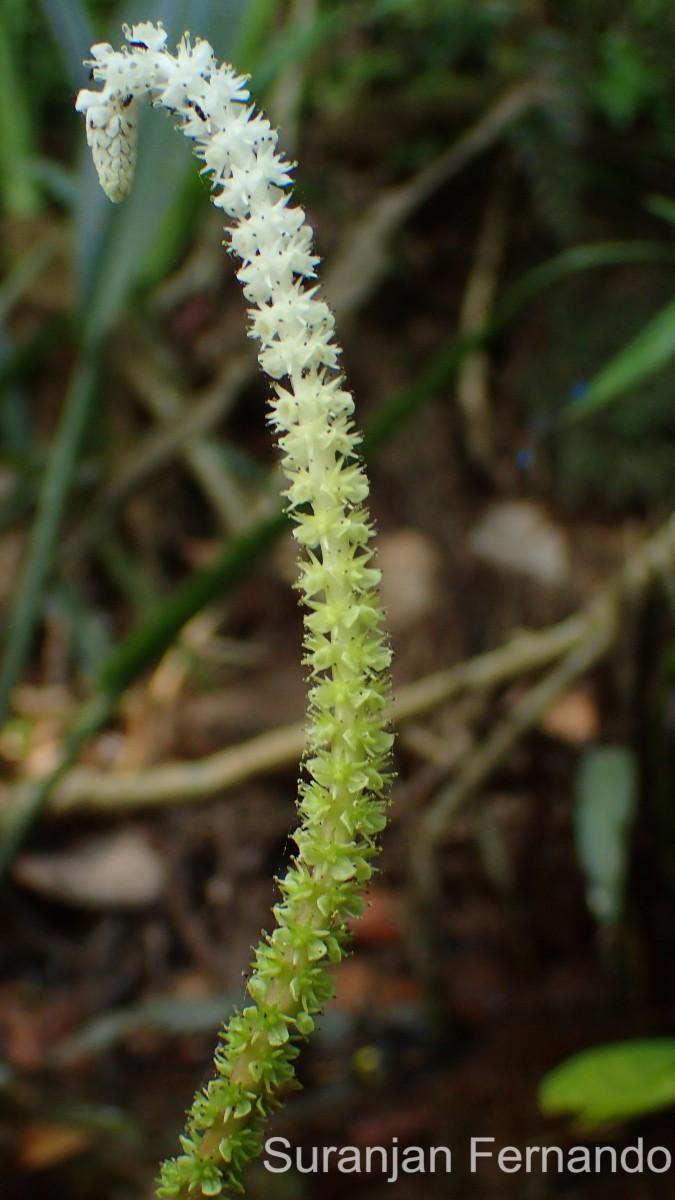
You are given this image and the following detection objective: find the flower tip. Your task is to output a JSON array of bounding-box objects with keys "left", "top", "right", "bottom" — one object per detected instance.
[
  {"left": 74, "top": 89, "right": 97, "bottom": 113},
  {"left": 122, "top": 19, "right": 168, "bottom": 51}
]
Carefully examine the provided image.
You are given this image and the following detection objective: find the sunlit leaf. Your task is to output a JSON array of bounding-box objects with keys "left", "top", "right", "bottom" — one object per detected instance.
[{"left": 539, "top": 1039, "right": 675, "bottom": 1126}]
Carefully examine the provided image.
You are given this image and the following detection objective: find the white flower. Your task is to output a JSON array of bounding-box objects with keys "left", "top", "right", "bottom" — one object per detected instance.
[
  {"left": 78, "top": 26, "right": 392, "bottom": 1200},
  {"left": 75, "top": 89, "right": 139, "bottom": 203},
  {"left": 122, "top": 21, "right": 168, "bottom": 52}
]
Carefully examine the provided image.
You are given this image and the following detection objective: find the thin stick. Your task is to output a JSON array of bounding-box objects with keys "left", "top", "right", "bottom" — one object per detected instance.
[
  {"left": 408, "top": 510, "right": 675, "bottom": 1021},
  {"left": 44, "top": 512, "right": 675, "bottom": 816}
]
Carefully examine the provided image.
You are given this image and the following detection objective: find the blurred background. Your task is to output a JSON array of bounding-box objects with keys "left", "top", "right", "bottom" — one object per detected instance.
[{"left": 1, "top": 0, "right": 675, "bottom": 1196}]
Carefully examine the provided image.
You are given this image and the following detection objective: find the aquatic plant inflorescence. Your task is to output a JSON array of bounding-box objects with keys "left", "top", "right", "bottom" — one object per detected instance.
[{"left": 76, "top": 21, "right": 392, "bottom": 1199}]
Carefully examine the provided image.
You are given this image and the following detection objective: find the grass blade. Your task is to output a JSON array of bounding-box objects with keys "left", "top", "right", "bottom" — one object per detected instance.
[
  {"left": 0, "top": 511, "right": 285, "bottom": 876},
  {"left": 39, "top": 0, "right": 95, "bottom": 90},
  {"left": 0, "top": 353, "right": 99, "bottom": 724},
  {"left": 561, "top": 292, "right": 675, "bottom": 423}
]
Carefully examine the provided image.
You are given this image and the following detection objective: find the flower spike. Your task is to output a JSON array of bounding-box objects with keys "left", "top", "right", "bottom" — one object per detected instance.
[{"left": 76, "top": 23, "right": 393, "bottom": 1199}]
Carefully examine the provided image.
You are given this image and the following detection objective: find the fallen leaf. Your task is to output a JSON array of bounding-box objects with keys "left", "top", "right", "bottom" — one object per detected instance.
[
  {"left": 349, "top": 886, "right": 404, "bottom": 946},
  {"left": 469, "top": 500, "right": 569, "bottom": 586},
  {"left": 540, "top": 687, "right": 600, "bottom": 744},
  {"left": 18, "top": 1122, "right": 92, "bottom": 1170},
  {"left": 378, "top": 528, "right": 440, "bottom": 632},
  {"left": 332, "top": 960, "right": 418, "bottom": 1013},
  {"left": 13, "top": 829, "right": 166, "bottom": 909}
]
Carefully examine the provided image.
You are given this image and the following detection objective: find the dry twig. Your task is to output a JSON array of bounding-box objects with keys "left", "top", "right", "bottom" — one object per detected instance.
[
  {"left": 455, "top": 158, "right": 511, "bottom": 471},
  {"left": 408, "top": 510, "right": 675, "bottom": 1021},
  {"left": 45, "top": 512, "right": 675, "bottom": 816}
]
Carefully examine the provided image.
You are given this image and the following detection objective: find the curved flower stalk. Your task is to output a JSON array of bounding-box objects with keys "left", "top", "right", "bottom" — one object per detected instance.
[{"left": 76, "top": 22, "right": 392, "bottom": 1199}]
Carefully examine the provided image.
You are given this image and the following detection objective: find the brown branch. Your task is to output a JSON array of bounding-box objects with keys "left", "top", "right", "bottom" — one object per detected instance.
[
  {"left": 323, "top": 85, "right": 539, "bottom": 318},
  {"left": 455, "top": 157, "right": 511, "bottom": 472},
  {"left": 45, "top": 512, "right": 675, "bottom": 817},
  {"left": 407, "top": 509, "right": 675, "bottom": 1024},
  {"left": 44, "top": 618, "right": 591, "bottom": 815}
]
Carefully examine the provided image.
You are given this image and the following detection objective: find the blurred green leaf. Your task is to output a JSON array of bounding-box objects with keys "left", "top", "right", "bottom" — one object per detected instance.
[
  {"left": 95, "top": 509, "right": 285, "bottom": 695},
  {"left": 562, "top": 295, "right": 675, "bottom": 427},
  {"left": 0, "top": 1059, "right": 15, "bottom": 1091},
  {"left": 562, "top": 293, "right": 675, "bottom": 424},
  {"left": 539, "top": 1039, "right": 675, "bottom": 1126},
  {"left": 39, "top": 0, "right": 95, "bottom": 90},
  {"left": 573, "top": 744, "right": 638, "bottom": 927},
  {"left": 236, "top": 0, "right": 284, "bottom": 73},
  {"left": 0, "top": 0, "right": 249, "bottom": 724},
  {"left": 0, "top": 229, "right": 61, "bottom": 324},
  {"left": 0, "top": 510, "right": 286, "bottom": 877},
  {"left": 0, "top": 316, "right": 69, "bottom": 394},
  {"left": 366, "top": 241, "right": 675, "bottom": 453},
  {"left": 644, "top": 192, "right": 675, "bottom": 228},
  {"left": 52, "top": 992, "right": 236, "bottom": 1063},
  {"left": 47, "top": 579, "right": 112, "bottom": 675},
  {"left": 594, "top": 29, "right": 659, "bottom": 129},
  {"left": 246, "top": 4, "right": 342, "bottom": 93},
  {"left": 0, "top": 353, "right": 99, "bottom": 724},
  {"left": 494, "top": 241, "right": 675, "bottom": 328},
  {"left": 0, "top": 14, "right": 40, "bottom": 215}
]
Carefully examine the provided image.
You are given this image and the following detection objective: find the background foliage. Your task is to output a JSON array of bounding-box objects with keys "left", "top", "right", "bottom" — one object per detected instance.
[{"left": 1, "top": 1, "right": 675, "bottom": 1197}]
